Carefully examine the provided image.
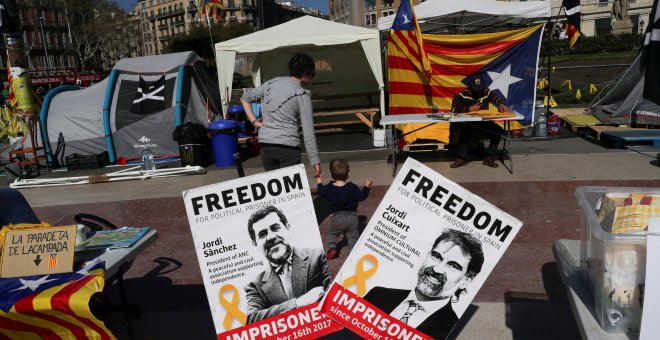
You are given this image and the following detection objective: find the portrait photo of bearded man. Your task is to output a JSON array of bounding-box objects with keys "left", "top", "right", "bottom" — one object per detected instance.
[
  {"left": 362, "top": 229, "right": 484, "bottom": 339},
  {"left": 243, "top": 205, "right": 331, "bottom": 324}
]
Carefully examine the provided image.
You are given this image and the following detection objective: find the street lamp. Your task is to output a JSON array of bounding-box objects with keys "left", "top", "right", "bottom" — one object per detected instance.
[
  {"left": 38, "top": 16, "right": 50, "bottom": 69},
  {"left": 640, "top": 19, "right": 645, "bottom": 34}
]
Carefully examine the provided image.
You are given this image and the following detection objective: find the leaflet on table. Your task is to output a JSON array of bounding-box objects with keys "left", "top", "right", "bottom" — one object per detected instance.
[
  {"left": 319, "top": 158, "right": 523, "bottom": 340},
  {"left": 75, "top": 227, "right": 150, "bottom": 251},
  {"left": 182, "top": 165, "right": 341, "bottom": 340}
]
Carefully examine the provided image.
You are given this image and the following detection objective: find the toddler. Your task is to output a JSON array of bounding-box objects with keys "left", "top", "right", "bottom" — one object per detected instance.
[{"left": 316, "top": 159, "right": 373, "bottom": 259}]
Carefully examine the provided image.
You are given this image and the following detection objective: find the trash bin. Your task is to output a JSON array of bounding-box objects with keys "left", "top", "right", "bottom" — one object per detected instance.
[
  {"left": 209, "top": 119, "right": 239, "bottom": 167},
  {"left": 227, "top": 105, "right": 245, "bottom": 121},
  {"left": 173, "top": 123, "right": 209, "bottom": 166},
  {"left": 227, "top": 105, "right": 248, "bottom": 137}
]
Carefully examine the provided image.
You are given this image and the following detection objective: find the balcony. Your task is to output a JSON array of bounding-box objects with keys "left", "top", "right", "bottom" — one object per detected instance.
[{"left": 156, "top": 7, "right": 185, "bottom": 19}]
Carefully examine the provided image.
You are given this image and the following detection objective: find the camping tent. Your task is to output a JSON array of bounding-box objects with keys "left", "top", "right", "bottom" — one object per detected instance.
[
  {"left": 215, "top": 15, "right": 384, "bottom": 116},
  {"left": 587, "top": 54, "right": 660, "bottom": 126},
  {"left": 41, "top": 52, "right": 220, "bottom": 166},
  {"left": 378, "top": 0, "right": 551, "bottom": 33}
]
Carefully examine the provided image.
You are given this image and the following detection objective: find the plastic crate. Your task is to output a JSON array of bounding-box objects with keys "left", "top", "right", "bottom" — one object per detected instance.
[
  {"left": 576, "top": 186, "right": 660, "bottom": 334},
  {"left": 65, "top": 151, "right": 110, "bottom": 171}
]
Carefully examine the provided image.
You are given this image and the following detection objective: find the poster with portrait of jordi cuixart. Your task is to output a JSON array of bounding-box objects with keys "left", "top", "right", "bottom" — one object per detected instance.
[
  {"left": 182, "top": 165, "right": 342, "bottom": 339},
  {"left": 320, "top": 158, "right": 523, "bottom": 340}
]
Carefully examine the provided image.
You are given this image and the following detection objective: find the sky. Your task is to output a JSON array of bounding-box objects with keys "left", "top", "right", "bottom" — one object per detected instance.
[{"left": 114, "top": 1, "right": 329, "bottom": 14}]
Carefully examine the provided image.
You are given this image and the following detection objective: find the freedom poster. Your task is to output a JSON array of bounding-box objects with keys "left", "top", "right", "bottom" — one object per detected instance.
[
  {"left": 182, "top": 165, "right": 342, "bottom": 339},
  {"left": 319, "top": 158, "right": 523, "bottom": 340}
]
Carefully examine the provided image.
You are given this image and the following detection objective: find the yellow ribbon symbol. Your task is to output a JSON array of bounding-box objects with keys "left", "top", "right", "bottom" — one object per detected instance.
[
  {"left": 218, "top": 284, "right": 247, "bottom": 331},
  {"left": 342, "top": 254, "right": 379, "bottom": 297}
]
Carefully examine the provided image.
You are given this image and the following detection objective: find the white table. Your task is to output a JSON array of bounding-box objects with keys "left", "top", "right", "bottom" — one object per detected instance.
[
  {"left": 552, "top": 239, "right": 630, "bottom": 340},
  {"left": 379, "top": 112, "right": 524, "bottom": 176},
  {"left": 99, "top": 229, "right": 158, "bottom": 278},
  {"left": 76, "top": 229, "right": 158, "bottom": 340}
]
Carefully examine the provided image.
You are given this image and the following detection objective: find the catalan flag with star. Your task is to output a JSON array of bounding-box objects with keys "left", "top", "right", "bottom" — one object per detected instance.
[
  {"left": 0, "top": 258, "right": 115, "bottom": 339},
  {"left": 389, "top": 0, "right": 432, "bottom": 80},
  {"left": 199, "top": 0, "right": 225, "bottom": 21},
  {"left": 388, "top": 24, "right": 544, "bottom": 125}
]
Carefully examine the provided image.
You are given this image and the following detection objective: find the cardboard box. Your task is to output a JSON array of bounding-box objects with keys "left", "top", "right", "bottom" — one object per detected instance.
[{"left": 0, "top": 224, "right": 77, "bottom": 278}]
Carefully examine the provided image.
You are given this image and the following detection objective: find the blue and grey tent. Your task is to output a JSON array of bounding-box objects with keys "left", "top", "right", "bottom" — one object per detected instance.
[{"left": 41, "top": 51, "right": 220, "bottom": 166}]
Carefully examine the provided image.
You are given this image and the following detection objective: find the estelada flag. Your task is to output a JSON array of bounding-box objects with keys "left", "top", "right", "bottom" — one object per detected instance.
[
  {"left": 389, "top": 0, "right": 432, "bottom": 80},
  {"left": 0, "top": 258, "right": 115, "bottom": 339},
  {"left": 563, "top": 0, "right": 581, "bottom": 48},
  {"left": 199, "top": 0, "right": 225, "bottom": 20},
  {"left": 388, "top": 25, "right": 544, "bottom": 125}
]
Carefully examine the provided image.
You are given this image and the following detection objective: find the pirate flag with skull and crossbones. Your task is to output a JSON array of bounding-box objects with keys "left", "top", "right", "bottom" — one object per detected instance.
[{"left": 131, "top": 75, "right": 167, "bottom": 115}]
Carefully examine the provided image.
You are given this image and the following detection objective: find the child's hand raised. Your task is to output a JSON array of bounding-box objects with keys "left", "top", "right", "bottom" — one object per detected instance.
[
  {"left": 315, "top": 175, "right": 323, "bottom": 184},
  {"left": 365, "top": 178, "right": 373, "bottom": 188}
]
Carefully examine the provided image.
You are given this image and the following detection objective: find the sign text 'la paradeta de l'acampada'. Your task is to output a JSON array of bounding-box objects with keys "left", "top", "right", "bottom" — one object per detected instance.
[
  {"left": 319, "top": 158, "right": 523, "bottom": 340},
  {"left": 182, "top": 165, "right": 343, "bottom": 340}
]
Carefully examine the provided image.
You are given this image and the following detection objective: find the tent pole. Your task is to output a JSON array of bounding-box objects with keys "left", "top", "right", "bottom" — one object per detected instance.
[
  {"left": 205, "top": 15, "right": 216, "bottom": 59},
  {"left": 545, "top": 5, "right": 565, "bottom": 117},
  {"left": 546, "top": 16, "right": 552, "bottom": 117}
]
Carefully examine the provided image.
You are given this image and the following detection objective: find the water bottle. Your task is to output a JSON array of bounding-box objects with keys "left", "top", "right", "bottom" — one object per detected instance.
[
  {"left": 142, "top": 148, "right": 156, "bottom": 171},
  {"left": 536, "top": 113, "right": 548, "bottom": 137}
]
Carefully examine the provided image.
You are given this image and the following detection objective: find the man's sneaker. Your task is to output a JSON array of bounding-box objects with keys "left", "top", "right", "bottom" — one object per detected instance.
[{"left": 325, "top": 248, "right": 337, "bottom": 260}]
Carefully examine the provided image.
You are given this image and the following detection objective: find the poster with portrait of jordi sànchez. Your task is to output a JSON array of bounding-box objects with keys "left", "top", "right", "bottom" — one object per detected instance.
[
  {"left": 320, "top": 158, "right": 523, "bottom": 340},
  {"left": 183, "top": 165, "right": 342, "bottom": 340}
]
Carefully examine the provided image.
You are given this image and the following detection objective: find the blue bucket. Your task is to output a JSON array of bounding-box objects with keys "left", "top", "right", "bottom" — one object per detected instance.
[{"left": 209, "top": 120, "right": 239, "bottom": 167}]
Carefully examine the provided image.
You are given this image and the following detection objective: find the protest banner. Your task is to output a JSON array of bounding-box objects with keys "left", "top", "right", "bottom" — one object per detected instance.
[
  {"left": 320, "top": 158, "right": 523, "bottom": 340},
  {"left": 182, "top": 165, "right": 342, "bottom": 340}
]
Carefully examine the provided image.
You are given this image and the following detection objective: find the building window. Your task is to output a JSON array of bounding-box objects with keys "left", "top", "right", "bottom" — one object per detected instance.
[{"left": 595, "top": 17, "right": 612, "bottom": 36}]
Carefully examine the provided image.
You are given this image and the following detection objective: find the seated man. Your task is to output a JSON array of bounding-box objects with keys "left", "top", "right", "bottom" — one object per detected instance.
[{"left": 450, "top": 76, "right": 507, "bottom": 168}]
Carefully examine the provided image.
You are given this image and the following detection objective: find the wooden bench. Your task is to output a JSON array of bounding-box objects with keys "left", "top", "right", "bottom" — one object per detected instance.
[
  {"left": 311, "top": 92, "right": 380, "bottom": 132},
  {"left": 313, "top": 107, "right": 380, "bottom": 131}
]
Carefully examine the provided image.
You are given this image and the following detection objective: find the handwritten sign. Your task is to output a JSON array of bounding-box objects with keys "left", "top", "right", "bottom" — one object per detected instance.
[{"left": 1, "top": 225, "right": 77, "bottom": 278}]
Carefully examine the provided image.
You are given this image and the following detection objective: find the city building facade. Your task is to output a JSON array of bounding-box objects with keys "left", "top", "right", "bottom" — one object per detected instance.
[
  {"left": 547, "top": 0, "right": 654, "bottom": 37},
  {"left": 136, "top": 0, "right": 326, "bottom": 56},
  {"left": 330, "top": 0, "right": 653, "bottom": 37},
  {"left": 328, "top": 0, "right": 424, "bottom": 28},
  {"left": 13, "top": 0, "right": 76, "bottom": 70}
]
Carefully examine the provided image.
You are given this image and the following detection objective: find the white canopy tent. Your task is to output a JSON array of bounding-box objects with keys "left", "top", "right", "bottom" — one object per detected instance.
[
  {"left": 378, "top": 0, "right": 551, "bottom": 33},
  {"left": 215, "top": 15, "right": 384, "bottom": 116}
]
